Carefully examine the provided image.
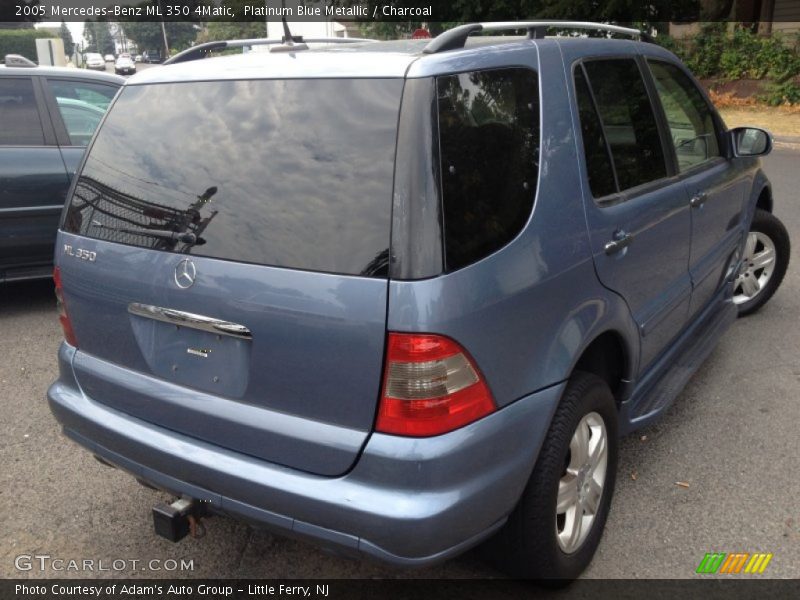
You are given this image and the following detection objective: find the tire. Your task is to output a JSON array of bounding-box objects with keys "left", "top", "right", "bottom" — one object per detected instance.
[
  {"left": 482, "top": 371, "right": 618, "bottom": 582},
  {"left": 734, "top": 209, "right": 790, "bottom": 316}
]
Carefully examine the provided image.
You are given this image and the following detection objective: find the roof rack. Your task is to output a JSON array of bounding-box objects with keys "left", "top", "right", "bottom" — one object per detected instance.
[
  {"left": 4, "top": 54, "right": 37, "bottom": 68},
  {"left": 423, "top": 21, "right": 653, "bottom": 54},
  {"left": 165, "top": 37, "right": 377, "bottom": 65}
]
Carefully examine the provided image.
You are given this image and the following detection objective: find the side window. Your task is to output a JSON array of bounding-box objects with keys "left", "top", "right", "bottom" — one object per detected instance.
[
  {"left": 648, "top": 60, "right": 720, "bottom": 171},
  {"left": 0, "top": 77, "right": 45, "bottom": 145},
  {"left": 437, "top": 68, "right": 540, "bottom": 271},
  {"left": 48, "top": 80, "right": 117, "bottom": 146},
  {"left": 582, "top": 59, "right": 667, "bottom": 192},
  {"left": 574, "top": 66, "right": 617, "bottom": 198}
]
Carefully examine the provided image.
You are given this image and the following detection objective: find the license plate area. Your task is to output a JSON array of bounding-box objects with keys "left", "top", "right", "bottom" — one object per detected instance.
[{"left": 129, "top": 306, "right": 251, "bottom": 398}]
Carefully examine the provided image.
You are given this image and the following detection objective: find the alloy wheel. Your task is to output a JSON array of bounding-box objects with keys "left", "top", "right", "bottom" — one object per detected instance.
[
  {"left": 734, "top": 231, "right": 776, "bottom": 305},
  {"left": 556, "top": 411, "right": 608, "bottom": 554}
]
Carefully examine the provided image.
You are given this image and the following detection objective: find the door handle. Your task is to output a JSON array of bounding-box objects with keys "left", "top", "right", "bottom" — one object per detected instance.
[
  {"left": 690, "top": 191, "right": 708, "bottom": 208},
  {"left": 604, "top": 231, "right": 633, "bottom": 255}
]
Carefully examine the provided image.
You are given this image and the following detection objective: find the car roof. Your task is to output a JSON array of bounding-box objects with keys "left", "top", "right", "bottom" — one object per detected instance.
[
  {"left": 126, "top": 36, "right": 661, "bottom": 85},
  {"left": 0, "top": 64, "right": 124, "bottom": 84}
]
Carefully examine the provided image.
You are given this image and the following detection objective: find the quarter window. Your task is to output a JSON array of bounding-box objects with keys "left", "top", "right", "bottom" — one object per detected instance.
[
  {"left": 437, "top": 68, "right": 540, "bottom": 271},
  {"left": 648, "top": 60, "right": 720, "bottom": 171},
  {"left": 581, "top": 60, "right": 667, "bottom": 193},
  {"left": 0, "top": 78, "right": 44, "bottom": 145},
  {"left": 574, "top": 66, "right": 617, "bottom": 198}
]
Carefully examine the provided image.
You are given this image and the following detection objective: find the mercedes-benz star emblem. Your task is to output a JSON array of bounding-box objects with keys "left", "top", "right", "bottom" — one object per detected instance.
[{"left": 174, "top": 258, "right": 196, "bottom": 289}]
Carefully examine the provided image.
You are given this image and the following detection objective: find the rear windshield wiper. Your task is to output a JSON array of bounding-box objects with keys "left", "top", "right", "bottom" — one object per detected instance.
[{"left": 91, "top": 220, "right": 197, "bottom": 244}]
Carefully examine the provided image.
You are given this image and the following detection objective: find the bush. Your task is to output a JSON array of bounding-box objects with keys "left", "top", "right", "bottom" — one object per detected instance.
[
  {"left": 759, "top": 81, "right": 800, "bottom": 106},
  {"left": 720, "top": 26, "right": 763, "bottom": 78},
  {"left": 0, "top": 29, "right": 57, "bottom": 64},
  {"left": 657, "top": 25, "right": 800, "bottom": 104},
  {"left": 686, "top": 22, "right": 727, "bottom": 78},
  {"left": 759, "top": 33, "right": 800, "bottom": 82}
]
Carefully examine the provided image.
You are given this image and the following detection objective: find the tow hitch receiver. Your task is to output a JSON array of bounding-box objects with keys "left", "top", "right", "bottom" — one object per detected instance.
[{"left": 152, "top": 498, "right": 205, "bottom": 542}]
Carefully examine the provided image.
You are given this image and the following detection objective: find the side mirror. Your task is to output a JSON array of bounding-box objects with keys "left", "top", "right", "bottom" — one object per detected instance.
[{"left": 730, "top": 127, "right": 772, "bottom": 158}]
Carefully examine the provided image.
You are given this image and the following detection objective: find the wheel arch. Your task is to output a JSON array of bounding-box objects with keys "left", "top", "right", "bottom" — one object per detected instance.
[
  {"left": 572, "top": 330, "right": 633, "bottom": 405},
  {"left": 756, "top": 183, "right": 773, "bottom": 213}
]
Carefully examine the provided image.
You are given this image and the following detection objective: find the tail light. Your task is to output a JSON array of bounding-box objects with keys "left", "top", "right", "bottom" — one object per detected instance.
[
  {"left": 53, "top": 267, "right": 78, "bottom": 347},
  {"left": 376, "top": 333, "right": 495, "bottom": 437}
]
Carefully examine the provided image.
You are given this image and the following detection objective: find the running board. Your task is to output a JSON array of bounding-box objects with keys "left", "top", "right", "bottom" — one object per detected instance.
[{"left": 622, "top": 298, "right": 737, "bottom": 432}]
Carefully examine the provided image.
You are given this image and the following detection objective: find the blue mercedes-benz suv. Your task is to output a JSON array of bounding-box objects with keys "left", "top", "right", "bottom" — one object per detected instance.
[{"left": 47, "top": 22, "right": 790, "bottom": 579}]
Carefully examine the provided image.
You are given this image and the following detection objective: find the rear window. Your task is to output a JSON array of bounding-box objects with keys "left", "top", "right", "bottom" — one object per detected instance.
[
  {"left": 63, "top": 79, "right": 403, "bottom": 277},
  {"left": 437, "top": 68, "right": 540, "bottom": 271}
]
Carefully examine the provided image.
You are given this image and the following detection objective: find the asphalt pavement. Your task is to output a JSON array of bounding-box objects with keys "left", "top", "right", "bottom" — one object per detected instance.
[{"left": 1, "top": 148, "right": 798, "bottom": 580}]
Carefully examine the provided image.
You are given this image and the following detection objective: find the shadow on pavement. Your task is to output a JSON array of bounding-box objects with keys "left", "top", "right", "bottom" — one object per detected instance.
[{"left": 0, "top": 279, "right": 56, "bottom": 315}]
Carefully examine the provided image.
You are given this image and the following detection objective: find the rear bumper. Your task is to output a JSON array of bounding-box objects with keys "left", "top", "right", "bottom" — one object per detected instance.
[{"left": 48, "top": 342, "right": 562, "bottom": 566}]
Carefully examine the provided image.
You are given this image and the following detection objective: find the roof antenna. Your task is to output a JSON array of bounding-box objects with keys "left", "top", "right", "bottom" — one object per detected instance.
[{"left": 271, "top": 1, "right": 309, "bottom": 52}]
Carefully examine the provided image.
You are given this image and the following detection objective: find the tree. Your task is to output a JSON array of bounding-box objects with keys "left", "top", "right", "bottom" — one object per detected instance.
[
  {"left": 699, "top": 0, "right": 735, "bottom": 20},
  {"left": 198, "top": 0, "right": 267, "bottom": 41},
  {"left": 122, "top": 20, "right": 197, "bottom": 57},
  {"left": 83, "top": 20, "right": 115, "bottom": 54},
  {"left": 59, "top": 21, "right": 74, "bottom": 57}
]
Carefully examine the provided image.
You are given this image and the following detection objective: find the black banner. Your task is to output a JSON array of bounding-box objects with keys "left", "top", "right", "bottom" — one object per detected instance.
[
  {"left": 4, "top": 579, "right": 800, "bottom": 600},
  {"left": 2, "top": 0, "right": 800, "bottom": 23}
]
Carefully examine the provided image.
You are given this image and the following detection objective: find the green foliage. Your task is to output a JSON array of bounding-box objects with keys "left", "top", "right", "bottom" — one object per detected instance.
[
  {"left": 684, "top": 22, "right": 726, "bottom": 78},
  {"left": 759, "top": 81, "right": 800, "bottom": 107},
  {"left": 83, "top": 20, "right": 115, "bottom": 55},
  {"left": 656, "top": 25, "right": 800, "bottom": 104},
  {"left": 120, "top": 1, "right": 203, "bottom": 55},
  {"left": 201, "top": 0, "right": 266, "bottom": 42},
  {"left": 720, "top": 26, "right": 766, "bottom": 78},
  {"left": 59, "top": 21, "right": 74, "bottom": 57},
  {"left": 0, "top": 28, "right": 56, "bottom": 62},
  {"left": 203, "top": 21, "right": 266, "bottom": 42},
  {"left": 357, "top": 21, "right": 452, "bottom": 40},
  {"left": 122, "top": 20, "right": 196, "bottom": 56}
]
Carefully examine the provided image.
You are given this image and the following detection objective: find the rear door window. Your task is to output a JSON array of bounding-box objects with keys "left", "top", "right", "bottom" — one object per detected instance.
[
  {"left": 0, "top": 77, "right": 45, "bottom": 145},
  {"left": 48, "top": 79, "right": 118, "bottom": 146},
  {"left": 63, "top": 79, "right": 403, "bottom": 277},
  {"left": 437, "top": 68, "right": 540, "bottom": 271},
  {"left": 581, "top": 59, "right": 668, "bottom": 193}
]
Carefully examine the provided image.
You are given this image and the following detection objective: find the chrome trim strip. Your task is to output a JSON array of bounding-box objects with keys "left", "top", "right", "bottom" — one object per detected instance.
[
  {"left": 0, "top": 204, "right": 64, "bottom": 214},
  {"left": 127, "top": 303, "right": 252, "bottom": 340}
]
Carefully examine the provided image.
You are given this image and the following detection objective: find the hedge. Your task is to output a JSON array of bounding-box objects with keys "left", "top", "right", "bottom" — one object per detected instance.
[{"left": 0, "top": 29, "right": 57, "bottom": 64}]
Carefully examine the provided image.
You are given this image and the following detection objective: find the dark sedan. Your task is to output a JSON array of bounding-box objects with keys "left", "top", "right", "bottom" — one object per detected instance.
[{"left": 0, "top": 55, "right": 123, "bottom": 282}]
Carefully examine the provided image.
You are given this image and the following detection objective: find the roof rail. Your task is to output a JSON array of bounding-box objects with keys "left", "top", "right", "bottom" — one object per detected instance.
[
  {"left": 4, "top": 54, "right": 37, "bottom": 68},
  {"left": 423, "top": 21, "right": 653, "bottom": 54},
  {"left": 165, "top": 37, "right": 377, "bottom": 65}
]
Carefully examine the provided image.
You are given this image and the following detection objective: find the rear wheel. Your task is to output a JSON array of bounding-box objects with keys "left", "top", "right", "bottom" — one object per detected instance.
[
  {"left": 485, "top": 371, "right": 618, "bottom": 581},
  {"left": 734, "top": 209, "right": 790, "bottom": 316}
]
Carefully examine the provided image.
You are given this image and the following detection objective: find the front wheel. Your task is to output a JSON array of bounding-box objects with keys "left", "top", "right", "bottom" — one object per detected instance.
[
  {"left": 484, "top": 371, "right": 618, "bottom": 581},
  {"left": 734, "top": 209, "right": 790, "bottom": 316}
]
